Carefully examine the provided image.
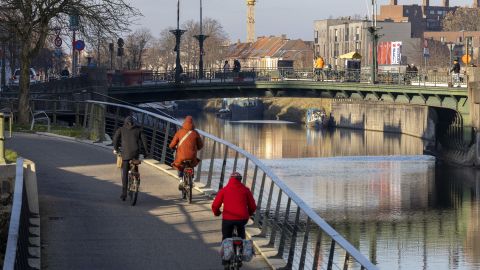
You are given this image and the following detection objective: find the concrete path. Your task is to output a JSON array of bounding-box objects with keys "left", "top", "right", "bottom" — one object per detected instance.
[{"left": 6, "top": 133, "right": 270, "bottom": 270}]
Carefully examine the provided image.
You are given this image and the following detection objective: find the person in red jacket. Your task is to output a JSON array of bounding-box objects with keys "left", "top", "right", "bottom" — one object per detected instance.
[{"left": 211, "top": 172, "right": 257, "bottom": 240}]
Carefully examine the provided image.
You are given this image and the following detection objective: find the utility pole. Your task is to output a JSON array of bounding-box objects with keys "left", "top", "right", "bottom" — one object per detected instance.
[
  {"left": 170, "top": 0, "right": 186, "bottom": 84},
  {"left": 367, "top": 0, "right": 379, "bottom": 84},
  {"left": 194, "top": 0, "right": 208, "bottom": 79}
]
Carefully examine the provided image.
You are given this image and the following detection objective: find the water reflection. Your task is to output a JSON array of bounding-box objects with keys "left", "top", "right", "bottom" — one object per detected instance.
[
  {"left": 188, "top": 112, "right": 479, "bottom": 269},
  {"left": 193, "top": 113, "right": 426, "bottom": 159}
]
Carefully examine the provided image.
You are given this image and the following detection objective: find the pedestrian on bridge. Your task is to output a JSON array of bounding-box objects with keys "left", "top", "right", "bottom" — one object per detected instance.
[{"left": 169, "top": 116, "right": 204, "bottom": 188}]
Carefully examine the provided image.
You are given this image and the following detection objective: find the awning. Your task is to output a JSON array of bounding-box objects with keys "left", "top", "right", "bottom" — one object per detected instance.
[{"left": 339, "top": 51, "right": 362, "bottom": 59}]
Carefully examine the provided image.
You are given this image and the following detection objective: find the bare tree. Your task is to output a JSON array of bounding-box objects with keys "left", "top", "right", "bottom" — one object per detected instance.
[
  {"left": 125, "top": 28, "right": 153, "bottom": 70},
  {"left": 443, "top": 7, "right": 480, "bottom": 31},
  {"left": 0, "top": 0, "right": 140, "bottom": 124}
]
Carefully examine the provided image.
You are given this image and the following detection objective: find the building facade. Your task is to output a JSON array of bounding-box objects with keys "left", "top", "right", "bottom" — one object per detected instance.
[
  {"left": 377, "top": 0, "right": 457, "bottom": 37},
  {"left": 314, "top": 19, "right": 422, "bottom": 69},
  {"left": 226, "top": 35, "right": 314, "bottom": 69}
]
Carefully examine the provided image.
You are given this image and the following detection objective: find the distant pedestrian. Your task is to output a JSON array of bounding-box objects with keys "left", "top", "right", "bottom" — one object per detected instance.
[
  {"left": 450, "top": 60, "right": 461, "bottom": 87},
  {"left": 223, "top": 60, "right": 230, "bottom": 73},
  {"left": 411, "top": 64, "right": 418, "bottom": 77},
  {"left": 233, "top": 59, "right": 241, "bottom": 73},
  {"left": 405, "top": 64, "right": 412, "bottom": 84},
  {"left": 314, "top": 56, "right": 325, "bottom": 81}
]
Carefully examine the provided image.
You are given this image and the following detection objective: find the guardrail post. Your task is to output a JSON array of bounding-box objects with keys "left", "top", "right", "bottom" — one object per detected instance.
[
  {"left": 218, "top": 145, "right": 229, "bottom": 189},
  {"left": 299, "top": 217, "right": 311, "bottom": 270},
  {"left": 195, "top": 137, "right": 205, "bottom": 183},
  {"left": 160, "top": 122, "right": 171, "bottom": 164},
  {"left": 253, "top": 172, "right": 266, "bottom": 227},
  {"left": 286, "top": 206, "right": 301, "bottom": 269},
  {"left": 268, "top": 190, "right": 283, "bottom": 246},
  {"left": 83, "top": 103, "right": 89, "bottom": 129},
  {"left": 206, "top": 140, "right": 216, "bottom": 188},
  {"left": 259, "top": 180, "right": 275, "bottom": 236},
  {"left": 53, "top": 100, "right": 57, "bottom": 125},
  {"left": 9, "top": 112, "right": 12, "bottom": 138},
  {"left": 149, "top": 120, "right": 158, "bottom": 156},
  {"left": 277, "top": 197, "right": 292, "bottom": 258},
  {"left": 75, "top": 102, "right": 80, "bottom": 126},
  {"left": 343, "top": 253, "right": 350, "bottom": 270},
  {"left": 242, "top": 158, "right": 249, "bottom": 185},
  {"left": 0, "top": 113, "right": 5, "bottom": 164},
  {"left": 327, "top": 239, "right": 336, "bottom": 270},
  {"left": 232, "top": 151, "right": 239, "bottom": 172},
  {"left": 312, "top": 230, "right": 323, "bottom": 270},
  {"left": 250, "top": 165, "right": 258, "bottom": 193}
]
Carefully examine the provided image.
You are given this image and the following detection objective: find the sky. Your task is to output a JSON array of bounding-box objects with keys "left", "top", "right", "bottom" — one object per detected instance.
[{"left": 130, "top": 0, "right": 473, "bottom": 42}]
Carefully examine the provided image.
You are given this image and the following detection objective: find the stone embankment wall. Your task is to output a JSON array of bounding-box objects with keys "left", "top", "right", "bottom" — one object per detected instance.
[
  {"left": 203, "top": 98, "right": 332, "bottom": 123},
  {"left": 330, "top": 101, "right": 437, "bottom": 141}
]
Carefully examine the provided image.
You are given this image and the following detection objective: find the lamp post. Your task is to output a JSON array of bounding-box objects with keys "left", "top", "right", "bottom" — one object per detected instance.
[
  {"left": 194, "top": 0, "right": 208, "bottom": 79},
  {"left": 368, "top": 0, "right": 379, "bottom": 84},
  {"left": 447, "top": 42, "right": 455, "bottom": 66},
  {"left": 170, "top": 0, "right": 186, "bottom": 84}
]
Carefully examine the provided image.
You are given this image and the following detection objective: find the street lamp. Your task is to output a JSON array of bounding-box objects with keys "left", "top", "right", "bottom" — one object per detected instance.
[
  {"left": 194, "top": 0, "right": 208, "bottom": 79},
  {"left": 368, "top": 0, "right": 379, "bottom": 84},
  {"left": 170, "top": 0, "right": 186, "bottom": 84},
  {"left": 446, "top": 42, "right": 455, "bottom": 66}
]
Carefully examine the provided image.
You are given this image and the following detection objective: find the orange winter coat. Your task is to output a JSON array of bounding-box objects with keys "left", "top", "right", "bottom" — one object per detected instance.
[{"left": 169, "top": 116, "right": 204, "bottom": 170}]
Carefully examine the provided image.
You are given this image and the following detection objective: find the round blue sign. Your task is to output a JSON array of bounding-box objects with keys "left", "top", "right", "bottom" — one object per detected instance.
[{"left": 74, "top": 40, "right": 85, "bottom": 51}]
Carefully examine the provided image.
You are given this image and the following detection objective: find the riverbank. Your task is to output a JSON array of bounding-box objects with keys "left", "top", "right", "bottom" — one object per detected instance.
[{"left": 203, "top": 98, "right": 331, "bottom": 123}]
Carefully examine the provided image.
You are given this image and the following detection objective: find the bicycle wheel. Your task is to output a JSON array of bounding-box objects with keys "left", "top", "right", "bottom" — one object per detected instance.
[
  {"left": 187, "top": 174, "right": 193, "bottom": 203},
  {"left": 130, "top": 175, "right": 140, "bottom": 206},
  {"left": 181, "top": 174, "right": 187, "bottom": 200},
  {"left": 127, "top": 174, "right": 133, "bottom": 200}
]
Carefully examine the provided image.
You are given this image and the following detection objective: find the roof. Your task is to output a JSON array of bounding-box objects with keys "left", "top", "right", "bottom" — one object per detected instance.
[{"left": 227, "top": 36, "right": 312, "bottom": 60}]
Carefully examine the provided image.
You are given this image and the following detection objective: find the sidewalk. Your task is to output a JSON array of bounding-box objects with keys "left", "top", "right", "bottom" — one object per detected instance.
[{"left": 6, "top": 133, "right": 270, "bottom": 270}]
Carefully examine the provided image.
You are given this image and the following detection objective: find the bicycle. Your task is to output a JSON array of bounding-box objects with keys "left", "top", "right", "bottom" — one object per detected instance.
[
  {"left": 224, "top": 228, "right": 244, "bottom": 270},
  {"left": 127, "top": 159, "right": 141, "bottom": 206},
  {"left": 181, "top": 160, "right": 194, "bottom": 203}
]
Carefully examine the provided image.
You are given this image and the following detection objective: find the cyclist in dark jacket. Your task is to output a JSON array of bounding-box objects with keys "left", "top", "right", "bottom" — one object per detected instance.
[
  {"left": 113, "top": 116, "right": 148, "bottom": 200},
  {"left": 212, "top": 172, "right": 256, "bottom": 240}
]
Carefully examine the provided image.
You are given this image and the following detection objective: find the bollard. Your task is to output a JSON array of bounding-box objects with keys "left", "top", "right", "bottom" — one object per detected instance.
[{"left": 0, "top": 113, "right": 5, "bottom": 164}]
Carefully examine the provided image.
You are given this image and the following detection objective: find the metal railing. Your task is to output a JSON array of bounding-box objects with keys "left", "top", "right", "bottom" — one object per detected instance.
[
  {"left": 107, "top": 68, "right": 466, "bottom": 88},
  {"left": 3, "top": 159, "right": 40, "bottom": 270},
  {"left": 85, "top": 100, "right": 378, "bottom": 270}
]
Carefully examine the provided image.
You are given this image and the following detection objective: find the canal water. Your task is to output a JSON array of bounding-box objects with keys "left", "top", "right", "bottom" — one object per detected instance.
[{"left": 190, "top": 113, "right": 480, "bottom": 270}]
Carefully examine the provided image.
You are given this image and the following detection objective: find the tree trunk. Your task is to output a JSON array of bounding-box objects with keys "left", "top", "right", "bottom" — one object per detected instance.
[{"left": 18, "top": 45, "right": 31, "bottom": 125}]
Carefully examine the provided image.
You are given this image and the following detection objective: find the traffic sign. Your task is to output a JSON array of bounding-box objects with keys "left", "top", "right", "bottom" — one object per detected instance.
[
  {"left": 462, "top": 54, "right": 472, "bottom": 64},
  {"left": 54, "top": 36, "right": 62, "bottom": 47},
  {"left": 74, "top": 40, "right": 85, "bottom": 51}
]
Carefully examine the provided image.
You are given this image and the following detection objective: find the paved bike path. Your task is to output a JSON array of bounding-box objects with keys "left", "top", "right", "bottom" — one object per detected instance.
[{"left": 6, "top": 133, "right": 271, "bottom": 270}]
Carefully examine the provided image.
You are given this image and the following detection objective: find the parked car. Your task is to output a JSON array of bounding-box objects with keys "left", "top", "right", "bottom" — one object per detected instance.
[{"left": 9, "top": 68, "right": 38, "bottom": 85}]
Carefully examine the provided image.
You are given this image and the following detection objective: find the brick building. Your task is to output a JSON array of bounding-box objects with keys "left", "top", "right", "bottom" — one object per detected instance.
[
  {"left": 424, "top": 31, "right": 480, "bottom": 65},
  {"left": 377, "top": 0, "right": 457, "bottom": 37}
]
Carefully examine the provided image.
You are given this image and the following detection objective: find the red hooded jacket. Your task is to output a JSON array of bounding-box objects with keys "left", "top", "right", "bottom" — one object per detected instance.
[
  {"left": 169, "top": 116, "right": 204, "bottom": 170},
  {"left": 211, "top": 177, "right": 257, "bottom": 220}
]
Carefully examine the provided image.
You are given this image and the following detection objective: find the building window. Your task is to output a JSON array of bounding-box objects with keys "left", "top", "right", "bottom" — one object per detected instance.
[
  {"left": 355, "top": 27, "right": 360, "bottom": 41},
  {"left": 334, "top": 29, "right": 338, "bottom": 42},
  {"left": 429, "top": 10, "right": 435, "bottom": 15},
  {"left": 314, "top": 31, "right": 318, "bottom": 43},
  {"left": 458, "top": 36, "right": 463, "bottom": 43},
  {"left": 345, "top": 27, "right": 349, "bottom": 41},
  {"left": 405, "top": 9, "right": 409, "bottom": 15}
]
